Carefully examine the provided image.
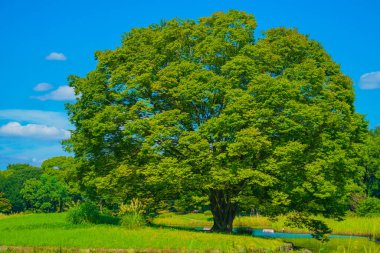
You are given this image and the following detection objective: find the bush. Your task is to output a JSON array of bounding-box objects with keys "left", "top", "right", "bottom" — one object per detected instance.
[
  {"left": 98, "top": 213, "right": 120, "bottom": 225},
  {"left": 66, "top": 202, "right": 100, "bottom": 224},
  {"left": 120, "top": 213, "right": 146, "bottom": 229},
  {"left": 203, "top": 210, "right": 212, "bottom": 215},
  {"left": 357, "top": 197, "right": 380, "bottom": 217}
]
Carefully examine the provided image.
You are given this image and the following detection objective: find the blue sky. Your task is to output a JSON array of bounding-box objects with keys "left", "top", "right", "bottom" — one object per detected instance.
[{"left": 0, "top": 0, "right": 379, "bottom": 169}]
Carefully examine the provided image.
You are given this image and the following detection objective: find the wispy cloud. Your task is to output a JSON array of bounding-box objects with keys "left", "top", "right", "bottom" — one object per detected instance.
[
  {"left": 33, "top": 82, "right": 53, "bottom": 92},
  {"left": 32, "top": 86, "right": 76, "bottom": 101},
  {"left": 359, "top": 71, "right": 380, "bottom": 90},
  {"left": 0, "top": 122, "right": 70, "bottom": 140},
  {"left": 45, "top": 52, "right": 67, "bottom": 61},
  {"left": 0, "top": 109, "right": 70, "bottom": 129}
]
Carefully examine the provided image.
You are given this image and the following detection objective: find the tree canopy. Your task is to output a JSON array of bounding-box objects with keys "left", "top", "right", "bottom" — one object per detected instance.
[
  {"left": 66, "top": 10, "right": 367, "bottom": 232},
  {"left": 361, "top": 126, "right": 380, "bottom": 198},
  {"left": 0, "top": 164, "right": 42, "bottom": 212},
  {"left": 0, "top": 192, "right": 12, "bottom": 214}
]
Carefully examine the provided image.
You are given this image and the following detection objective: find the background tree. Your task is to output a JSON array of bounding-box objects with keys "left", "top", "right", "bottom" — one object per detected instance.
[
  {"left": 21, "top": 174, "right": 68, "bottom": 212},
  {"left": 0, "top": 164, "right": 41, "bottom": 212},
  {"left": 41, "top": 156, "right": 83, "bottom": 204},
  {"left": 363, "top": 127, "right": 380, "bottom": 198},
  {"left": 0, "top": 192, "right": 12, "bottom": 214},
  {"left": 66, "top": 11, "right": 367, "bottom": 232}
]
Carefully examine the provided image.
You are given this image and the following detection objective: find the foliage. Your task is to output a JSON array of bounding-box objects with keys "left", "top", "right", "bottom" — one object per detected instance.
[
  {"left": 119, "top": 198, "right": 146, "bottom": 229},
  {"left": 360, "top": 126, "right": 380, "bottom": 198},
  {"left": 20, "top": 174, "right": 69, "bottom": 212},
  {"left": 66, "top": 202, "right": 100, "bottom": 224},
  {"left": 0, "top": 164, "right": 42, "bottom": 212},
  {"left": 0, "top": 158, "right": 85, "bottom": 214},
  {"left": 66, "top": 10, "right": 368, "bottom": 232},
  {"left": 119, "top": 198, "right": 145, "bottom": 215},
  {"left": 356, "top": 197, "right": 380, "bottom": 217},
  {"left": 41, "top": 156, "right": 83, "bottom": 203},
  {"left": 286, "top": 212, "right": 332, "bottom": 242},
  {"left": 120, "top": 213, "right": 146, "bottom": 229},
  {"left": 172, "top": 194, "right": 209, "bottom": 213},
  {"left": 0, "top": 192, "right": 12, "bottom": 214}
]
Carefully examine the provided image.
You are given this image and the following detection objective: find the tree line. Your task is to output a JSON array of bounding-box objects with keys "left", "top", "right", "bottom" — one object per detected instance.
[{"left": 0, "top": 157, "right": 82, "bottom": 214}]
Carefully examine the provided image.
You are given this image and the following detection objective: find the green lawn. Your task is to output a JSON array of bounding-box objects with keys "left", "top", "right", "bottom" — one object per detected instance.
[{"left": 0, "top": 213, "right": 287, "bottom": 252}]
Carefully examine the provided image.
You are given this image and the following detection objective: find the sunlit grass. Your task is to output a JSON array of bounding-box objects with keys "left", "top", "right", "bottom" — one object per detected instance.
[
  {"left": 0, "top": 213, "right": 287, "bottom": 251},
  {"left": 153, "top": 212, "right": 380, "bottom": 238},
  {"left": 153, "top": 212, "right": 213, "bottom": 228},
  {"left": 268, "top": 215, "right": 380, "bottom": 238},
  {"left": 285, "top": 238, "right": 380, "bottom": 253},
  {"left": 153, "top": 212, "right": 380, "bottom": 253}
]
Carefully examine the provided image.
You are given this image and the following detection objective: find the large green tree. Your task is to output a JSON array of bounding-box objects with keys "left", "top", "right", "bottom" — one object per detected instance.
[{"left": 66, "top": 11, "right": 367, "bottom": 232}]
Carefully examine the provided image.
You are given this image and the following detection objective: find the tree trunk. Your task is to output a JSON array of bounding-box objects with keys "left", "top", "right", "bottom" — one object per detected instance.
[{"left": 209, "top": 190, "right": 238, "bottom": 233}]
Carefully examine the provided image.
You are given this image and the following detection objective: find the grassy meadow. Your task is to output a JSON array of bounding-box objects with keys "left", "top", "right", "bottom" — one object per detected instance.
[
  {"left": 153, "top": 212, "right": 380, "bottom": 253},
  {"left": 0, "top": 213, "right": 288, "bottom": 252},
  {"left": 0, "top": 212, "right": 379, "bottom": 253},
  {"left": 154, "top": 212, "right": 380, "bottom": 238}
]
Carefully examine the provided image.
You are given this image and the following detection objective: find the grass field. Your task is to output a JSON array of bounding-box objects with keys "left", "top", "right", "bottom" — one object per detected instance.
[
  {"left": 154, "top": 212, "right": 380, "bottom": 238},
  {"left": 285, "top": 238, "right": 380, "bottom": 253},
  {"left": 1, "top": 212, "right": 379, "bottom": 253},
  {"left": 153, "top": 212, "right": 380, "bottom": 253},
  {"left": 0, "top": 213, "right": 288, "bottom": 252}
]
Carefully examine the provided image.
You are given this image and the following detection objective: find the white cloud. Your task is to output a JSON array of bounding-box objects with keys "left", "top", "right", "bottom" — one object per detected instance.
[
  {"left": 33, "top": 82, "right": 53, "bottom": 92},
  {"left": 0, "top": 122, "right": 70, "bottom": 140},
  {"left": 45, "top": 52, "right": 67, "bottom": 61},
  {"left": 32, "top": 86, "right": 76, "bottom": 101},
  {"left": 0, "top": 109, "right": 70, "bottom": 129},
  {"left": 359, "top": 71, "right": 380, "bottom": 90}
]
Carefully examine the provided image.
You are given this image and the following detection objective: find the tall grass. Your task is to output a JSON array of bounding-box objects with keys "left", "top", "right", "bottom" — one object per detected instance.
[
  {"left": 0, "top": 213, "right": 287, "bottom": 251},
  {"left": 286, "top": 238, "right": 380, "bottom": 253}
]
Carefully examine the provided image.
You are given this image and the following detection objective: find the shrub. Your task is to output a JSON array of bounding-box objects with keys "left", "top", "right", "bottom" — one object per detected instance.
[
  {"left": 118, "top": 198, "right": 147, "bottom": 229},
  {"left": 120, "top": 213, "right": 146, "bottom": 229},
  {"left": 66, "top": 202, "right": 100, "bottom": 224},
  {"left": 357, "top": 197, "right": 380, "bottom": 217},
  {"left": 203, "top": 210, "right": 212, "bottom": 215},
  {"left": 98, "top": 213, "right": 120, "bottom": 225},
  {"left": 119, "top": 198, "right": 145, "bottom": 216}
]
